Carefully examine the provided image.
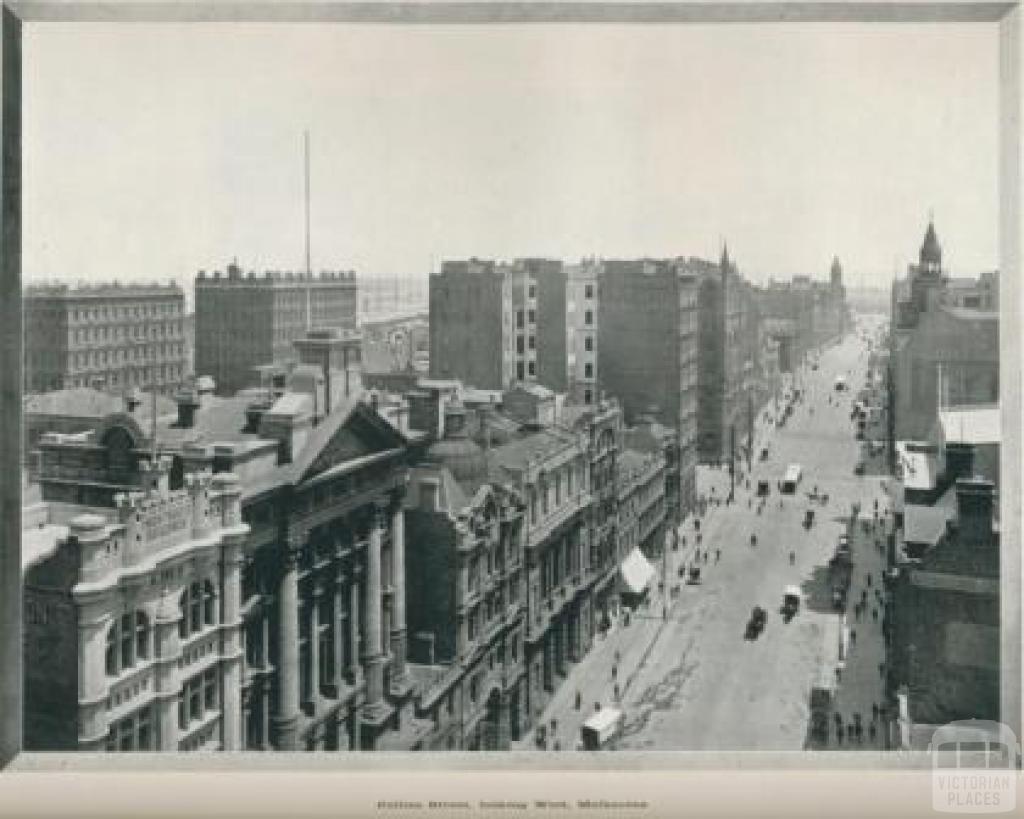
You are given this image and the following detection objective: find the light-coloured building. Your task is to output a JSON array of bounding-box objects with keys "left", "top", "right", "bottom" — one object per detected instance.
[{"left": 24, "top": 281, "right": 187, "bottom": 396}]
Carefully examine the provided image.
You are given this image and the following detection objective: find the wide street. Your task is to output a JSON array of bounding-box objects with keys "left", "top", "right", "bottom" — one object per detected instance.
[{"left": 613, "top": 322, "right": 893, "bottom": 751}]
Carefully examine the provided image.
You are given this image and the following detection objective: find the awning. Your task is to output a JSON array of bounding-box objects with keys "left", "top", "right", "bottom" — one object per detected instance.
[{"left": 619, "top": 548, "right": 657, "bottom": 595}]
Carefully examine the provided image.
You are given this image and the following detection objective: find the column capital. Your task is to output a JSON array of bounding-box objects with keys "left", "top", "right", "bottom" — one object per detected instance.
[{"left": 284, "top": 528, "right": 307, "bottom": 569}]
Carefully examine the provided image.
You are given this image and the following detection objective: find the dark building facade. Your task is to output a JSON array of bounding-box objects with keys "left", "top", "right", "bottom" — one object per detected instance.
[
  {"left": 24, "top": 282, "right": 187, "bottom": 396},
  {"left": 195, "top": 262, "right": 357, "bottom": 396},
  {"left": 597, "top": 258, "right": 699, "bottom": 520}
]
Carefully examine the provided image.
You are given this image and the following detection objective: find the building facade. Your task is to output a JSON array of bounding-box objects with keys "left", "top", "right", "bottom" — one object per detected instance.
[
  {"left": 565, "top": 260, "right": 601, "bottom": 405},
  {"left": 26, "top": 332, "right": 419, "bottom": 752},
  {"left": 616, "top": 447, "right": 667, "bottom": 563},
  {"left": 597, "top": 258, "right": 699, "bottom": 520},
  {"left": 402, "top": 401, "right": 528, "bottom": 750},
  {"left": 24, "top": 282, "right": 187, "bottom": 396},
  {"left": 194, "top": 262, "right": 357, "bottom": 396}
]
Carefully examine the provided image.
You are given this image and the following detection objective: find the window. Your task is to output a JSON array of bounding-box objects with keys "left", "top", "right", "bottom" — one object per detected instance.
[
  {"left": 106, "top": 705, "right": 153, "bottom": 752},
  {"left": 106, "top": 611, "right": 150, "bottom": 676},
  {"left": 180, "top": 581, "right": 217, "bottom": 639},
  {"left": 516, "top": 335, "right": 525, "bottom": 354},
  {"left": 585, "top": 284, "right": 594, "bottom": 299},
  {"left": 584, "top": 310, "right": 593, "bottom": 326},
  {"left": 517, "top": 362, "right": 525, "bottom": 380},
  {"left": 584, "top": 336, "right": 593, "bottom": 352},
  {"left": 528, "top": 285, "right": 536, "bottom": 298},
  {"left": 529, "top": 488, "right": 537, "bottom": 523},
  {"left": 528, "top": 361, "right": 536, "bottom": 377},
  {"left": 528, "top": 310, "right": 536, "bottom": 325},
  {"left": 203, "top": 667, "right": 218, "bottom": 711},
  {"left": 516, "top": 310, "right": 524, "bottom": 329},
  {"left": 584, "top": 363, "right": 594, "bottom": 379},
  {"left": 528, "top": 335, "right": 536, "bottom": 350},
  {"left": 584, "top": 390, "right": 593, "bottom": 404}
]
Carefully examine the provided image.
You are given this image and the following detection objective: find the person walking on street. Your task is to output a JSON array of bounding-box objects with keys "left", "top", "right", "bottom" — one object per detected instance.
[
  {"left": 612, "top": 665, "right": 617, "bottom": 681},
  {"left": 850, "top": 628, "right": 856, "bottom": 646},
  {"left": 872, "top": 607, "right": 879, "bottom": 623},
  {"left": 575, "top": 691, "right": 582, "bottom": 711},
  {"left": 614, "top": 683, "right": 620, "bottom": 702},
  {"left": 715, "top": 549, "right": 721, "bottom": 563}
]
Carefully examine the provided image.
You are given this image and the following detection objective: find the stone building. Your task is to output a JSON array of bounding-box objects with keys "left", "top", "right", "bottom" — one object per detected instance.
[
  {"left": 358, "top": 276, "right": 429, "bottom": 324},
  {"left": 27, "top": 331, "right": 417, "bottom": 752},
  {"left": 23, "top": 461, "right": 250, "bottom": 751},
  {"left": 616, "top": 446, "right": 667, "bottom": 565},
  {"left": 428, "top": 258, "right": 567, "bottom": 393},
  {"left": 24, "top": 281, "right": 187, "bottom": 396},
  {"left": 597, "top": 258, "right": 699, "bottom": 520},
  {"left": 487, "top": 421, "right": 592, "bottom": 731},
  {"left": 402, "top": 400, "right": 528, "bottom": 750},
  {"left": 194, "top": 262, "right": 357, "bottom": 396},
  {"left": 624, "top": 416, "right": 682, "bottom": 543},
  {"left": 558, "top": 397, "right": 623, "bottom": 641},
  {"left": 889, "top": 222, "right": 999, "bottom": 441}
]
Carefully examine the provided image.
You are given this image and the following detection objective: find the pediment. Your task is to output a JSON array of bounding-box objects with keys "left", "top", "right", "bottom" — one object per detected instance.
[{"left": 298, "top": 402, "right": 407, "bottom": 483}]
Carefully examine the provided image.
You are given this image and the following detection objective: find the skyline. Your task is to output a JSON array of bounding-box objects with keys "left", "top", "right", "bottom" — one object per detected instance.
[{"left": 24, "top": 23, "right": 999, "bottom": 293}]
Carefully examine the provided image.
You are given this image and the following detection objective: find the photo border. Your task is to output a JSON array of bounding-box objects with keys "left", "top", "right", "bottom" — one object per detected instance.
[{"left": 0, "top": 2, "right": 1020, "bottom": 815}]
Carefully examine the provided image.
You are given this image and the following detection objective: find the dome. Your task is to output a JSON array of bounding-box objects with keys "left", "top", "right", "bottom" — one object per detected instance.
[
  {"left": 425, "top": 402, "right": 488, "bottom": 493},
  {"left": 920, "top": 221, "right": 942, "bottom": 268}
]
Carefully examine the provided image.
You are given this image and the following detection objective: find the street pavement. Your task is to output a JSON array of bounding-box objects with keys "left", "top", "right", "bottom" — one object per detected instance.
[
  {"left": 513, "top": 320, "right": 896, "bottom": 752},
  {"left": 616, "top": 325, "right": 893, "bottom": 750}
]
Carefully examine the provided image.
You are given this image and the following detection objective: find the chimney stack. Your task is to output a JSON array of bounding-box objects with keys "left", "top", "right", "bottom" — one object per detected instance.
[{"left": 955, "top": 477, "right": 995, "bottom": 545}]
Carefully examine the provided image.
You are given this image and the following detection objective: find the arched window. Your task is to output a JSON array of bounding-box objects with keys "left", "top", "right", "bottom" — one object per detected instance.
[{"left": 106, "top": 610, "right": 151, "bottom": 677}]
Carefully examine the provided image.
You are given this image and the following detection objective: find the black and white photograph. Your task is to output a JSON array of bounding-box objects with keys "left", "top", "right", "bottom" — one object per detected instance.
[{"left": 1, "top": 2, "right": 1021, "bottom": 817}]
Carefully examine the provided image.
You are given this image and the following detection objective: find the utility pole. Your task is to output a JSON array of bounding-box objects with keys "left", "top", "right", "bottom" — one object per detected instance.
[
  {"left": 747, "top": 388, "right": 753, "bottom": 470},
  {"left": 728, "top": 423, "right": 736, "bottom": 500},
  {"left": 304, "top": 130, "right": 313, "bottom": 331}
]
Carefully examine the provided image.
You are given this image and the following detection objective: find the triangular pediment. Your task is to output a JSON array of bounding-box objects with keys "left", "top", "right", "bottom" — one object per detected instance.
[{"left": 297, "top": 401, "right": 407, "bottom": 483}]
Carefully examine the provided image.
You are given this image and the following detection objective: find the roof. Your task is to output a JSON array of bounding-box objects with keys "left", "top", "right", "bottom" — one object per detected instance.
[
  {"left": 617, "top": 448, "right": 662, "bottom": 492},
  {"left": 268, "top": 392, "right": 312, "bottom": 417},
  {"left": 939, "top": 304, "right": 999, "bottom": 322},
  {"left": 896, "top": 441, "right": 939, "bottom": 491},
  {"left": 904, "top": 502, "right": 954, "bottom": 546},
  {"left": 22, "top": 523, "right": 68, "bottom": 572},
  {"left": 154, "top": 395, "right": 258, "bottom": 448},
  {"left": 939, "top": 405, "right": 1000, "bottom": 445},
  {"left": 26, "top": 388, "right": 176, "bottom": 419},
  {"left": 519, "top": 383, "right": 555, "bottom": 400},
  {"left": 488, "top": 426, "right": 578, "bottom": 475}
]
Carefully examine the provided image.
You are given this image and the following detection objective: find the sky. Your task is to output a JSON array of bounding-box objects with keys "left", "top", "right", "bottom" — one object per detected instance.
[{"left": 24, "top": 23, "right": 999, "bottom": 297}]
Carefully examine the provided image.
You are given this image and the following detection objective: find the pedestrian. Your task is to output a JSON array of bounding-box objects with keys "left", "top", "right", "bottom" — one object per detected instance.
[
  {"left": 868, "top": 723, "right": 877, "bottom": 742},
  {"left": 612, "top": 665, "right": 617, "bottom": 681},
  {"left": 854, "top": 604, "right": 861, "bottom": 621},
  {"left": 595, "top": 701, "right": 602, "bottom": 712},
  {"left": 834, "top": 712, "right": 842, "bottom": 728},
  {"left": 848, "top": 722, "right": 856, "bottom": 741},
  {"left": 856, "top": 723, "right": 864, "bottom": 743},
  {"left": 614, "top": 683, "right": 620, "bottom": 701},
  {"left": 871, "top": 703, "right": 879, "bottom": 721},
  {"left": 575, "top": 691, "right": 582, "bottom": 711},
  {"left": 715, "top": 549, "right": 721, "bottom": 563},
  {"left": 615, "top": 649, "right": 621, "bottom": 664},
  {"left": 850, "top": 628, "right": 856, "bottom": 645},
  {"left": 550, "top": 718, "right": 557, "bottom": 735},
  {"left": 872, "top": 607, "right": 878, "bottom": 623},
  {"left": 878, "top": 661, "right": 885, "bottom": 679},
  {"left": 836, "top": 724, "right": 844, "bottom": 745},
  {"left": 866, "top": 572, "right": 872, "bottom": 587},
  {"left": 553, "top": 738, "right": 561, "bottom": 752}
]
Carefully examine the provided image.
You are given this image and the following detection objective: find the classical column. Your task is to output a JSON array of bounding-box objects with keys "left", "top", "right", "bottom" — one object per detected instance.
[
  {"left": 309, "top": 581, "right": 322, "bottom": 707},
  {"left": 348, "top": 568, "right": 362, "bottom": 685},
  {"left": 272, "top": 531, "right": 303, "bottom": 751},
  {"left": 151, "top": 588, "right": 181, "bottom": 751},
  {"left": 334, "top": 568, "right": 346, "bottom": 696},
  {"left": 362, "top": 502, "right": 387, "bottom": 719},
  {"left": 389, "top": 496, "right": 409, "bottom": 688},
  {"left": 261, "top": 614, "right": 271, "bottom": 750},
  {"left": 220, "top": 530, "right": 246, "bottom": 751}
]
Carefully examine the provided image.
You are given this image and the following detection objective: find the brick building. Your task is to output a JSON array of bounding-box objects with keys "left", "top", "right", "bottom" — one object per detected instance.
[
  {"left": 597, "top": 258, "right": 699, "bottom": 520},
  {"left": 24, "top": 282, "right": 187, "bottom": 396},
  {"left": 194, "top": 262, "right": 357, "bottom": 396},
  {"left": 565, "top": 259, "right": 601, "bottom": 405},
  {"left": 26, "top": 331, "right": 418, "bottom": 752},
  {"left": 428, "top": 258, "right": 567, "bottom": 393}
]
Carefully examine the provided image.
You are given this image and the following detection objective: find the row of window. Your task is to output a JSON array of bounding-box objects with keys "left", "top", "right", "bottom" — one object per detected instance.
[
  {"left": 70, "top": 303, "right": 182, "bottom": 323},
  {"left": 104, "top": 581, "right": 218, "bottom": 678},
  {"left": 528, "top": 461, "right": 586, "bottom": 525},
  {"left": 67, "top": 347, "right": 184, "bottom": 367},
  {"left": 72, "top": 323, "right": 183, "bottom": 344},
  {"left": 178, "top": 668, "right": 219, "bottom": 732}
]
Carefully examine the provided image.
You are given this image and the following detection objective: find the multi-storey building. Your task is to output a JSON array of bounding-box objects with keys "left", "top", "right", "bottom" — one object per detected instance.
[
  {"left": 565, "top": 260, "right": 601, "bottom": 405},
  {"left": 402, "top": 400, "right": 528, "bottom": 750},
  {"left": 23, "top": 460, "right": 250, "bottom": 751},
  {"left": 26, "top": 330, "right": 416, "bottom": 752},
  {"left": 24, "top": 282, "right": 187, "bottom": 396},
  {"left": 624, "top": 417, "right": 682, "bottom": 541},
  {"left": 559, "top": 397, "right": 623, "bottom": 643},
  {"left": 429, "top": 258, "right": 567, "bottom": 393},
  {"left": 616, "top": 446, "right": 667, "bottom": 565},
  {"left": 488, "top": 420, "right": 591, "bottom": 731},
  {"left": 889, "top": 222, "right": 999, "bottom": 441},
  {"left": 194, "top": 262, "right": 357, "bottom": 396},
  {"left": 597, "top": 258, "right": 699, "bottom": 520}
]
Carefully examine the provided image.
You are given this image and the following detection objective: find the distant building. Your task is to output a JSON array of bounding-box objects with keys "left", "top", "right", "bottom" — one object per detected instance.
[
  {"left": 597, "top": 258, "right": 699, "bottom": 519},
  {"left": 194, "top": 262, "right": 357, "bottom": 396},
  {"left": 889, "top": 222, "right": 999, "bottom": 441},
  {"left": 616, "top": 446, "right": 667, "bottom": 565},
  {"left": 358, "top": 276, "right": 429, "bottom": 324},
  {"left": 24, "top": 281, "right": 187, "bottom": 396},
  {"left": 565, "top": 260, "right": 601, "bottom": 405},
  {"left": 428, "top": 258, "right": 567, "bottom": 393}
]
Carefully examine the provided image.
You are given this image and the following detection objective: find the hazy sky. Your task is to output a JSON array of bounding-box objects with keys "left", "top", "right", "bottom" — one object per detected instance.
[{"left": 24, "top": 23, "right": 999, "bottom": 295}]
